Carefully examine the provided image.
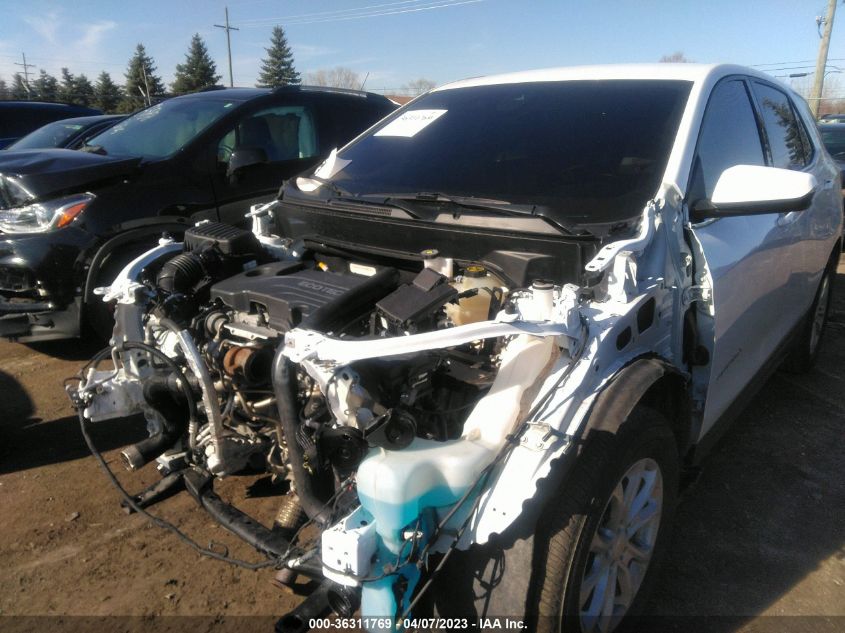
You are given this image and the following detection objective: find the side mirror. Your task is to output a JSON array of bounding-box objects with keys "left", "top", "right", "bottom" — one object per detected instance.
[
  {"left": 226, "top": 147, "right": 268, "bottom": 181},
  {"left": 692, "top": 165, "right": 817, "bottom": 219}
]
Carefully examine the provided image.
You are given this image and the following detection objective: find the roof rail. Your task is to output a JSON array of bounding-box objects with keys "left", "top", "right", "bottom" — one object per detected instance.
[{"left": 271, "top": 84, "right": 388, "bottom": 100}]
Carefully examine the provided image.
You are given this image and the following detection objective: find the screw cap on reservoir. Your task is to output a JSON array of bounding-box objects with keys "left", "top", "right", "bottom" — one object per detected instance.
[
  {"left": 464, "top": 264, "right": 487, "bottom": 278},
  {"left": 532, "top": 279, "right": 554, "bottom": 290}
]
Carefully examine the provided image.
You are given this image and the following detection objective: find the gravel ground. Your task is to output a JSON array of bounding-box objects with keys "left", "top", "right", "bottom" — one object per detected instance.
[{"left": 1, "top": 259, "right": 843, "bottom": 633}]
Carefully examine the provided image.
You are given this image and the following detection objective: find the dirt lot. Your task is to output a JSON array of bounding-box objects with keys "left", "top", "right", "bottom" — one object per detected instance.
[{"left": 1, "top": 261, "right": 844, "bottom": 633}]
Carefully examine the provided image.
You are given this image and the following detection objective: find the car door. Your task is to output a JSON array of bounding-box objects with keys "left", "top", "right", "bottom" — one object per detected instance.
[
  {"left": 688, "top": 77, "right": 809, "bottom": 437},
  {"left": 211, "top": 102, "right": 323, "bottom": 227},
  {"left": 748, "top": 80, "right": 825, "bottom": 317}
]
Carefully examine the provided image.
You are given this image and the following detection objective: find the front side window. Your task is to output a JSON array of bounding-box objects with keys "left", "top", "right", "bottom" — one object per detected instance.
[
  {"left": 218, "top": 105, "right": 318, "bottom": 165},
  {"left": 689, "top": 79, "right": 766, "bottom": 203},
  {"left": 320, "top": 80, "right": 691, "bottom": 225},
  {"left": 86, "top": 98, "right": 237, "bottom": 159},
  {"left": 753, "top": 82, "right": 810, "bottom": 169}
]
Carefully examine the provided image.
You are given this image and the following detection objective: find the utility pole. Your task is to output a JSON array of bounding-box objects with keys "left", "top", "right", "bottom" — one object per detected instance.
[
  {"left": 14, "top": 52, "right": 36, "bottom": 98},
  {"left": 214, "top": 7, "right": 239, "bottom": 87},
  {"left": 140, "top": 65, "right": 151, "bottom": 107},
  {"left": 810, "top": 0, "right": 837, "bottom": 118}
]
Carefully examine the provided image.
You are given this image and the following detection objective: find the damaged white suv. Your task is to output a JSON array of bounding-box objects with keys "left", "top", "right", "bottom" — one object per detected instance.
[{"left": 72, "top": 64, "right": 841, "bottom": 632}]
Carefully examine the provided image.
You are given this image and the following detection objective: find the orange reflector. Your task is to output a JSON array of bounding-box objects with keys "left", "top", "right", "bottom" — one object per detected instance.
[{"left": 56, "top": 201, "right": 89, "bottom": 228}]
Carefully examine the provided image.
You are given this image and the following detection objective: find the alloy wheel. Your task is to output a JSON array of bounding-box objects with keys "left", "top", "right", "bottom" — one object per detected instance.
[{"left": 578, "top": 457, "right": 664, "bottom": 633}]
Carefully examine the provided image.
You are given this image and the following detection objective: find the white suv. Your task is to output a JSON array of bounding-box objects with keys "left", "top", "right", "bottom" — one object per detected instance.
[{"left": 77, "top": 64, "right": 841, "bottom": 633}]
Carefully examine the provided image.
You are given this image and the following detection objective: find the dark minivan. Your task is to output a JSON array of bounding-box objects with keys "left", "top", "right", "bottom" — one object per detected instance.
[
  {"left": 0, "top": 101, "right": 102, "bottom": 149},
  {"left": 0, "top": 86, "right": 396, "bottom": 341}
]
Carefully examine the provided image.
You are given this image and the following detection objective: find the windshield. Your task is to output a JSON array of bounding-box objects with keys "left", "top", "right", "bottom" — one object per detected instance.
[
  {"left": 85, "top": 98, "right": 236, "bottom": 159},
  {"left": 820, "top": 126, "right": 845, "bottom": 160},
  {"left": 8, "top": 120, "right": 88, "bottom": 150},
  {"left": 322, "top": 80, "right": 691, "bottom": 224}
]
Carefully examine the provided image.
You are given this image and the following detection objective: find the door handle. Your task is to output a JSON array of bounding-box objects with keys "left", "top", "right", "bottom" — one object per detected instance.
[{"left": 777, "top": 211, "right": 801, "bottom": 226}]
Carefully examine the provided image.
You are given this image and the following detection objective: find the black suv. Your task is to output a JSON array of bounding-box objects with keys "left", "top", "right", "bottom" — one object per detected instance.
[
  {"left": 0, "top": 86, "right": 396, "bottom": 341},
  {"left": 0, "top": 101, "right": 102, "bottom": 149},
  {"left": 6, "top": 115, "right": 126, "bottom": 151}
]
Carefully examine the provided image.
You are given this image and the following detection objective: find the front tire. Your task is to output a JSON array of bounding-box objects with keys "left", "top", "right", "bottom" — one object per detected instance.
[
  {"left": 534, "top": 407, "right": 678, "bottom": 633},
  {"left": 84, "top": 242, "right": 157, "bottom": 342}
]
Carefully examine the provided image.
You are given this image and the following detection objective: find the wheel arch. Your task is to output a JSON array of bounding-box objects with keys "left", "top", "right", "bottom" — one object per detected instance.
[
  {"left": 582, "top": 356, "right": 692, "bottom": 463},
  {"left": 82, "top": 221, "right": 188, "bottom": 304}
]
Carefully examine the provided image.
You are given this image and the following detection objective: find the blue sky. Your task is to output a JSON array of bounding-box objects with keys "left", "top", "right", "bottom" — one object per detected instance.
[{"left": 1, "top": 0, "right": 844, "bottom": 95}]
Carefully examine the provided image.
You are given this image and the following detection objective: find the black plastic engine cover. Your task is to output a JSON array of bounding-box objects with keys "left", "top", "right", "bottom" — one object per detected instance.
[
  {"left": 210, "top": 262, "right": 397, "bottom": 332},
  {"left": 184, "top": 222, "right": 259, "bottom": 255}
]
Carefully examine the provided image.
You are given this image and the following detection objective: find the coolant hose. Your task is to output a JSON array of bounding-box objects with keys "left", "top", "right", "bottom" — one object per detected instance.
[
  {"left": 275, "top": 582, "right": 332, "bottom": 633},
  {"left": 121, "top": 427, "right": 182, "bottom": 471},
  {"left": 272, "top": 345, "right": 332, "bottom": 527},
  {"left": 121, "top": 374, "right": 189, "bottom": 471},
  {"left": 112, "top": 341, "right": 198, "bottom": 470}
]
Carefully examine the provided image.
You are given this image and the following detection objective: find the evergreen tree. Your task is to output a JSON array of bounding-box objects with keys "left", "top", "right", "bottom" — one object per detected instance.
[
  {"left": 94, "top": 71, "right": 123, "bottom": 113},
  {"left": 123, "top": 43, "right": 165, "bottom": 112},
  {"left": 33, "top": 69, "right": 59, "bottom": 102},
  {"left": 256, "top": 25, "right": 300, "bottom": 88},
  {"left": 58, "top": 67, "right": 75, "bottom": 103},
  {"left": 11, "top": 74, "right": 29, "bottom": 99},
  {"left": 0, "top": 78, "right": 8, "bottom": 100},
  {"left": 172, "top": 33, "right": 220, "bottom": 94},
  {"left": 73, "top": 74, "right": 95, "bottom": 107}
]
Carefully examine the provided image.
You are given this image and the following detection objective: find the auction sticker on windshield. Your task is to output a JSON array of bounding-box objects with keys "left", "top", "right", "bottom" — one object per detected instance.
[{"left": 375, "top": 109, "right": 447, "bottom": 137}]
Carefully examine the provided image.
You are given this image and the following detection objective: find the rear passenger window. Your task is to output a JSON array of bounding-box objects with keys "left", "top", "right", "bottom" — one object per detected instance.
[
  {"left": 689, "top": 79, "right": 765, "bottom": 203},
  {"left": 753, "top": 82, "right": 810, "bottom": 169}
]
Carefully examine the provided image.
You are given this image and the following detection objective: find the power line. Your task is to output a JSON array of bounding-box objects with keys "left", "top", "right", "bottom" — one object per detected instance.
[
  {"left": 0, "top": 53, "right": 124, "bottom": 68},
  {"left": 214, "top": 6, "right": 239, "bottom": 88},
  {"left": 237, "top": 0, "right": 437, "bottom": 24},
  {"left": 752, "top": 58, "right": 845, "bottom": 68},
  {"left": 238, "top": 0, "right": 484, "bottom": 28}
]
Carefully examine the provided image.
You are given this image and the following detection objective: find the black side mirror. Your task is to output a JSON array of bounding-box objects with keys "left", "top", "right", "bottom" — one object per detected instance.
[{"left": 227, "top": 147, "right": 268, "bottom": 181}]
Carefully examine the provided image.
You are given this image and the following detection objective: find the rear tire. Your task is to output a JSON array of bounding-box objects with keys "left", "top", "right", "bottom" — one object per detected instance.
[
  {"left": 782, "top": 254, "right": 836, "bottom": 374},
  {"left": 534, "top": 407, "right": 678, "bottom": 633}
]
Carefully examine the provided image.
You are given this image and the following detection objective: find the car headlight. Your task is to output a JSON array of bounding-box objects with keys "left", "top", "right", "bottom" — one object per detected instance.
[{"left": 0, "top": 192, "right": 95, "bottom": 233}]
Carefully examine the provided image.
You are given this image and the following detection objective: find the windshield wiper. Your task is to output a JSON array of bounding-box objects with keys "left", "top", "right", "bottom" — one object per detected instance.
[
  {"left": 372, "top": 191, "right": 538, "bottom": 216},
  {"left": 293, "top": 176, "right": 429, "bottom": 219}
]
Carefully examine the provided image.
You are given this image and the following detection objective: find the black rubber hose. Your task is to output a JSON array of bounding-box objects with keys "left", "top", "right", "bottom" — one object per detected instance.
[
  {"left": 275, "top": 582, "right": 333, "bottom": 633},
  {"left": 121, "top": 375, "right": 188, "bottom": 471},
  {"left": 272, "top": 345, "right": 332, "bottom": 527},
  {"left": 121, "top": 429, "right": 181, "bottom": 471},
  {"left": 325, "top": 583, "right": 360, "bottom": 618},
  {"left": 113, "top": 340, "right": 199, "bottom": 468}
]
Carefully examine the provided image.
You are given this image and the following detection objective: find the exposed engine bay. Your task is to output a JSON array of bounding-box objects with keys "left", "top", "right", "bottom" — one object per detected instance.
[{"left": 69, "top": 196, "right": 680, "bottom": 630}]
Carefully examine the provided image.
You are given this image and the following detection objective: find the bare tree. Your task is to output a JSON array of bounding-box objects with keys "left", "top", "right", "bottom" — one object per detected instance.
[
  {"left": 659, "top": 52, "right": 692, "bottom": 63},
  {"left": 402, "top": 78, "right": 436, "bottom": 95},
  {"left": 305, "top": 67, "right": 362, "bottom": 89}
]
